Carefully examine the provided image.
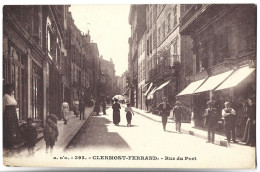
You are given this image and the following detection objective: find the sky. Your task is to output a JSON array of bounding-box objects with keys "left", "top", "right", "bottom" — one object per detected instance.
[{"left": 69, "top": 5, "right": 131, "bottom": 76}]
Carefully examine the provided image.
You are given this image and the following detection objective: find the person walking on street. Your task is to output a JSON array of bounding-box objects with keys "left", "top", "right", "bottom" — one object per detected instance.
[
  {"left": 43, "top": 114, "right": 59, "bottom": 156},
  {"left": 79, "top": 99, "right": 85, "bottom": 120},
  {"left": 173, "top": 101, "right": 184, "bottom": 133},
  {"left": 102, "top": 101, "right": 107, "bottom": 115},
  {"left": 125, "top": 103, "right": 134, "bottom": 126},
  {"left": 24, "top": 118, "right": 38, "bottom": 157},
  {"left": 203, "top": 101, "right": 219, "bottom": 143},
  {"left": 61, "top": 101, "right": 70, "bottom": 124},
  {"left": 73, "top": 99, "right": 79, "bottom": 117},
  {"left": 157, "top": 97, "right": 172, "bottom": 131},
  {"left": 112, "top": 98, "right": 121, "bottom": 126},
  {"left": 222, "top": 102, "right": 237, "bottom": 146}
]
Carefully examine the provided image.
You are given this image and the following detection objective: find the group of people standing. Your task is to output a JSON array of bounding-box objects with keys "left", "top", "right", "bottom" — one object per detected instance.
[
  {"left": 203, "top": 97, "right": 255, "bottom": 146},
  {"left": 93, "top": 100, "right": 107, "bottom": 116}
]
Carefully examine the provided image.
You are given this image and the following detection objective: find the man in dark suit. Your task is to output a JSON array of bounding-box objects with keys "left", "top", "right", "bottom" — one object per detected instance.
[{"left": 203, "top": 101, "right": 219, "bottom": 143}]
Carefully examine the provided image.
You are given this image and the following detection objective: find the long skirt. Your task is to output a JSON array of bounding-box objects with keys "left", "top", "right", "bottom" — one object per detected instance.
[
  {"left": 3, "top": 106, "right": 19, "bottom": 148},
  {"left": 113, "top": 110, "right": 120, "bottom": 125},
  {"left": 126, "top": 111, "right": 132, "bottom": 124},
  {"left": 62, "top": 108, "right": 70, "bottom": 122}
]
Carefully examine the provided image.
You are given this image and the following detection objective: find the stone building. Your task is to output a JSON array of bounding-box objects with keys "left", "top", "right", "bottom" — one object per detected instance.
[
  {"left": 98, "top": 57, "right": 116, "bottom": 101},
  {"left": 3, "top": 5, "right": 70, "bottom": 127},
  {"left": 128, "top": 5, "right": 146, "bottom": 107},
  {"left": 178, "top": 4, "right": 256, "bottom": 136},
  {"left": 3, "top": 5, "right": 100, "bottom": 146}
]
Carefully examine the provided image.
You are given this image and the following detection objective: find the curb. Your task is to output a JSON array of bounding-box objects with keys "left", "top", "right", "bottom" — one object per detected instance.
[
  {"left": 63, "top": 112, "right": 92, "bottom": 152},
  {"left": 63, "top": 108, "right": 94, "bottom": 152}
]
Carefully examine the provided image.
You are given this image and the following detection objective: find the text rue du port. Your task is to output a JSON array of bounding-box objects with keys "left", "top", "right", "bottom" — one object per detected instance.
[{"left": 165, "top": 156, "right": 197, "bottom": 161}]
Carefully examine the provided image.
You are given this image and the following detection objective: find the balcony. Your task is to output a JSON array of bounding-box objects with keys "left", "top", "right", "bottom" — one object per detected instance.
[
  {"left": 180, "top": 4, "right": 230, "bottom": 34},
  {"left": 148, "top": 57, "right": 180, "bottom": 82}
]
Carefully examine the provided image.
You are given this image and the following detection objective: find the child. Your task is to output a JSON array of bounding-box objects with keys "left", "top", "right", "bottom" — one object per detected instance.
[
  {"left": 43, "top": 114, "right": 59, "bottom": 156},
  {"left": 24, "top": 118, "right": 38, "bottom": 157},
  {"left": 125, "top": 103, "right": 134, "bottom": 126}
]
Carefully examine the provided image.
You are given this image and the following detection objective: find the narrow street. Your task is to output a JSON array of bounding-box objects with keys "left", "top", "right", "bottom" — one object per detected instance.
[{"left": 66, "top": 105, "right": 255, "bottom": 168}]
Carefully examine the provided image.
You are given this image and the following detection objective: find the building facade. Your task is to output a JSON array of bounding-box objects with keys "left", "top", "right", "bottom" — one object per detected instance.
[
  {"left": 98, "top": 57, "right": 116, "bottom": 101},
  {"left": 179, "top": 4, "right": 256, "bottom": 136},
  {"left": 3, "top": 5, "right": 100, "bottom": 145},
  {"left": 128, "top": 5, "right": 146, "bottom": 107}
]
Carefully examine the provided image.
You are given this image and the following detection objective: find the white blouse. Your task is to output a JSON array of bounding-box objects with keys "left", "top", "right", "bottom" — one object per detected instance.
[{"left": 3, "top": 94, "right": 17, "bottom": 111}]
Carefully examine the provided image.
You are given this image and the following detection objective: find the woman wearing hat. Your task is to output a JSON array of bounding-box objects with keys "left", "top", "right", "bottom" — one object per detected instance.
[
  {"left": 112, "top": 98, "right": 121, "bottom": 126},
  {"left": 173, "top": 100, "right": 184, "bottom": 133},
  {"left": 157, "top": 97, "right": 172, "bottom": 131}
]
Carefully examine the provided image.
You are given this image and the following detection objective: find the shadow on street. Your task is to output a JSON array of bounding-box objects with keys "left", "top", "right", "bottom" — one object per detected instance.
[{"left": 70, "top": 115, "right": 131, "bottom": 151}]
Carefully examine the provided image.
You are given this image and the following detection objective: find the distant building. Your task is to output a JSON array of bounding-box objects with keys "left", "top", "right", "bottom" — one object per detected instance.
[{"left": 98, "top": 57, "right": 116, "bottom": 101}]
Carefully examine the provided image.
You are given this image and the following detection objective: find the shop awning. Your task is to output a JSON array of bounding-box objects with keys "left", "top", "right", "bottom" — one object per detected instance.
[
  {"left": 177, "top": 77, "right": 207, "bottom": 96},
  {"left": 144, "top": 83, "right": 153, "bottom": 96},
  {"left": 194, "top": 70, "right": 233, "bottom": 93},
  {"left": 147, "top": 87, "right": 157, "bottom": 99},
  {"left": 142, "top": 83, "right": 150, "bottom": 89},
  {"left": 215, "top": 66, "right": 255, "bottom": 91},
  {"left": 122, "top": 87, "right": 130, "bottom": 95},
  {"left": 155, "top": 79, "right": 171, "bottom": 91}
]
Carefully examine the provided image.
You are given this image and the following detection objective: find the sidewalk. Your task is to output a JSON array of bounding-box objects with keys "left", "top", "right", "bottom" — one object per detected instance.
[
  {"left": 4, "top": 106, "right": 94, "bottom": 158},
  {"left": 123, "top": 105, "right": 245, "bottom": 148}
]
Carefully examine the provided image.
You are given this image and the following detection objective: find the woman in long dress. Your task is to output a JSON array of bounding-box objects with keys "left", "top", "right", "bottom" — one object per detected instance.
[
  {"left": 112, "top": 98, "right": 121, "bottom": 126},
  {"left": 3, "top": 84, "right": 19, "bottom": 149},
  {"left": 61, "top": 101, "right": 70, "bottom": 124}
]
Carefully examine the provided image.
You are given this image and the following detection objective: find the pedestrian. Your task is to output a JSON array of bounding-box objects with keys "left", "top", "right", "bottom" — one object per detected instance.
[
  {"left": 172, "top": 101, "right": 184, "bottom": 133},
  {"left": 93, "top": 100, "right": 100, "bottom": 115},
  {"left": 43, "top": 114, "right": 59, "bottom": 156},
  {"left": 203, "top": 101, "right": 219, "bottom": 143},
  {"left": 157, "top": 97, "right": 172, "bottom": 131},
  {"left": 24, "top": 118, "right": 38, "bottom": 157},
  {"left": 73, "top": 99, "right": 79, "bottom": 117},
  {"left": 125, "top": 103, "right": 134, "bottom": 126},
  {"left": 61, "top": 101, "right": 70, "bottom": 124},
  {"left": 242, "top": 97, "right": 256, "bottom": 146},
  {"left": 112, "top": 98, "right": 121, "bottom": 126},
  {"left": 79, "top": 99, "right": 85, "bottom": 120},
  {"left": 102, "top": 101, "right": 107, "bottom": 115},
  {"left": 222, "top": 102, "right": 237, "bottom": 146},
  {"left": 3, "top": 84, "right": 19, "bottom": 150}
]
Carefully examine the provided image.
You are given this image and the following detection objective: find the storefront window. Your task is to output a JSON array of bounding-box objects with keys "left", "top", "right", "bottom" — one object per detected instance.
[{"left": 5, "top": 43, "right": 26, "bottom": 120}]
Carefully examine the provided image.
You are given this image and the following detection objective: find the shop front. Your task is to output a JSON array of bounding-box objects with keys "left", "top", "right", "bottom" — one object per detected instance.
[{"left": 177, "top": 65, "right": 256, "bottom": 137}]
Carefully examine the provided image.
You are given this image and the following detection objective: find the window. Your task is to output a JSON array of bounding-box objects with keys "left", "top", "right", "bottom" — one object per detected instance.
[
  {"left": 167, "top": 13, "right": 171, "bottom": 33},
  {"left": 143, "top": 61, "right": 146, "bottom": 80},
  {"left": 150, "top": 35, "right": 152, "bottom": 54},
  {"left": 162, "top": 21, "right": 165, "bottom": 39},
  {"left": 150, "top": 12, "right": 152, "bottom": 29},
  {"left": 173, "top": 5, "right": 177, "bottom": 27},
  {"left": 158, "top": 27, "right": 161, "bottom": 44},
  {"left": 147, "top": 14, "right": 150, "bottom": 31},
  {"left": 147, "top": 39, "right": 149, "bottom": 55},
  {"left": 153, "top": 5, "right": 157, "bottom": 24},
  {"left": 5, "top": 44, "right": 26, "bottom": 120},
  {"left": 153, "top": 28, "right": 156, "bottom": 50}
]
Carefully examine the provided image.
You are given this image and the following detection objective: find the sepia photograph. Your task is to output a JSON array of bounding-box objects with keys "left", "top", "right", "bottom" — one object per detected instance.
[{"left": 1, "top": 2, "right": 257, "bottom": 170}]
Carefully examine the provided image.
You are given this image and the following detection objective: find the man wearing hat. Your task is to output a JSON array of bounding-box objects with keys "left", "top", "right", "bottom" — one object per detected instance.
[
  {"left": 157, "top": 97, "right": 172, "bottom": 131},
  {"left": 173, "top": 100, "right": 184, "bottom": 133},
  {"left": 203, "top": 100, "right": 219, "bottom": 143}
]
